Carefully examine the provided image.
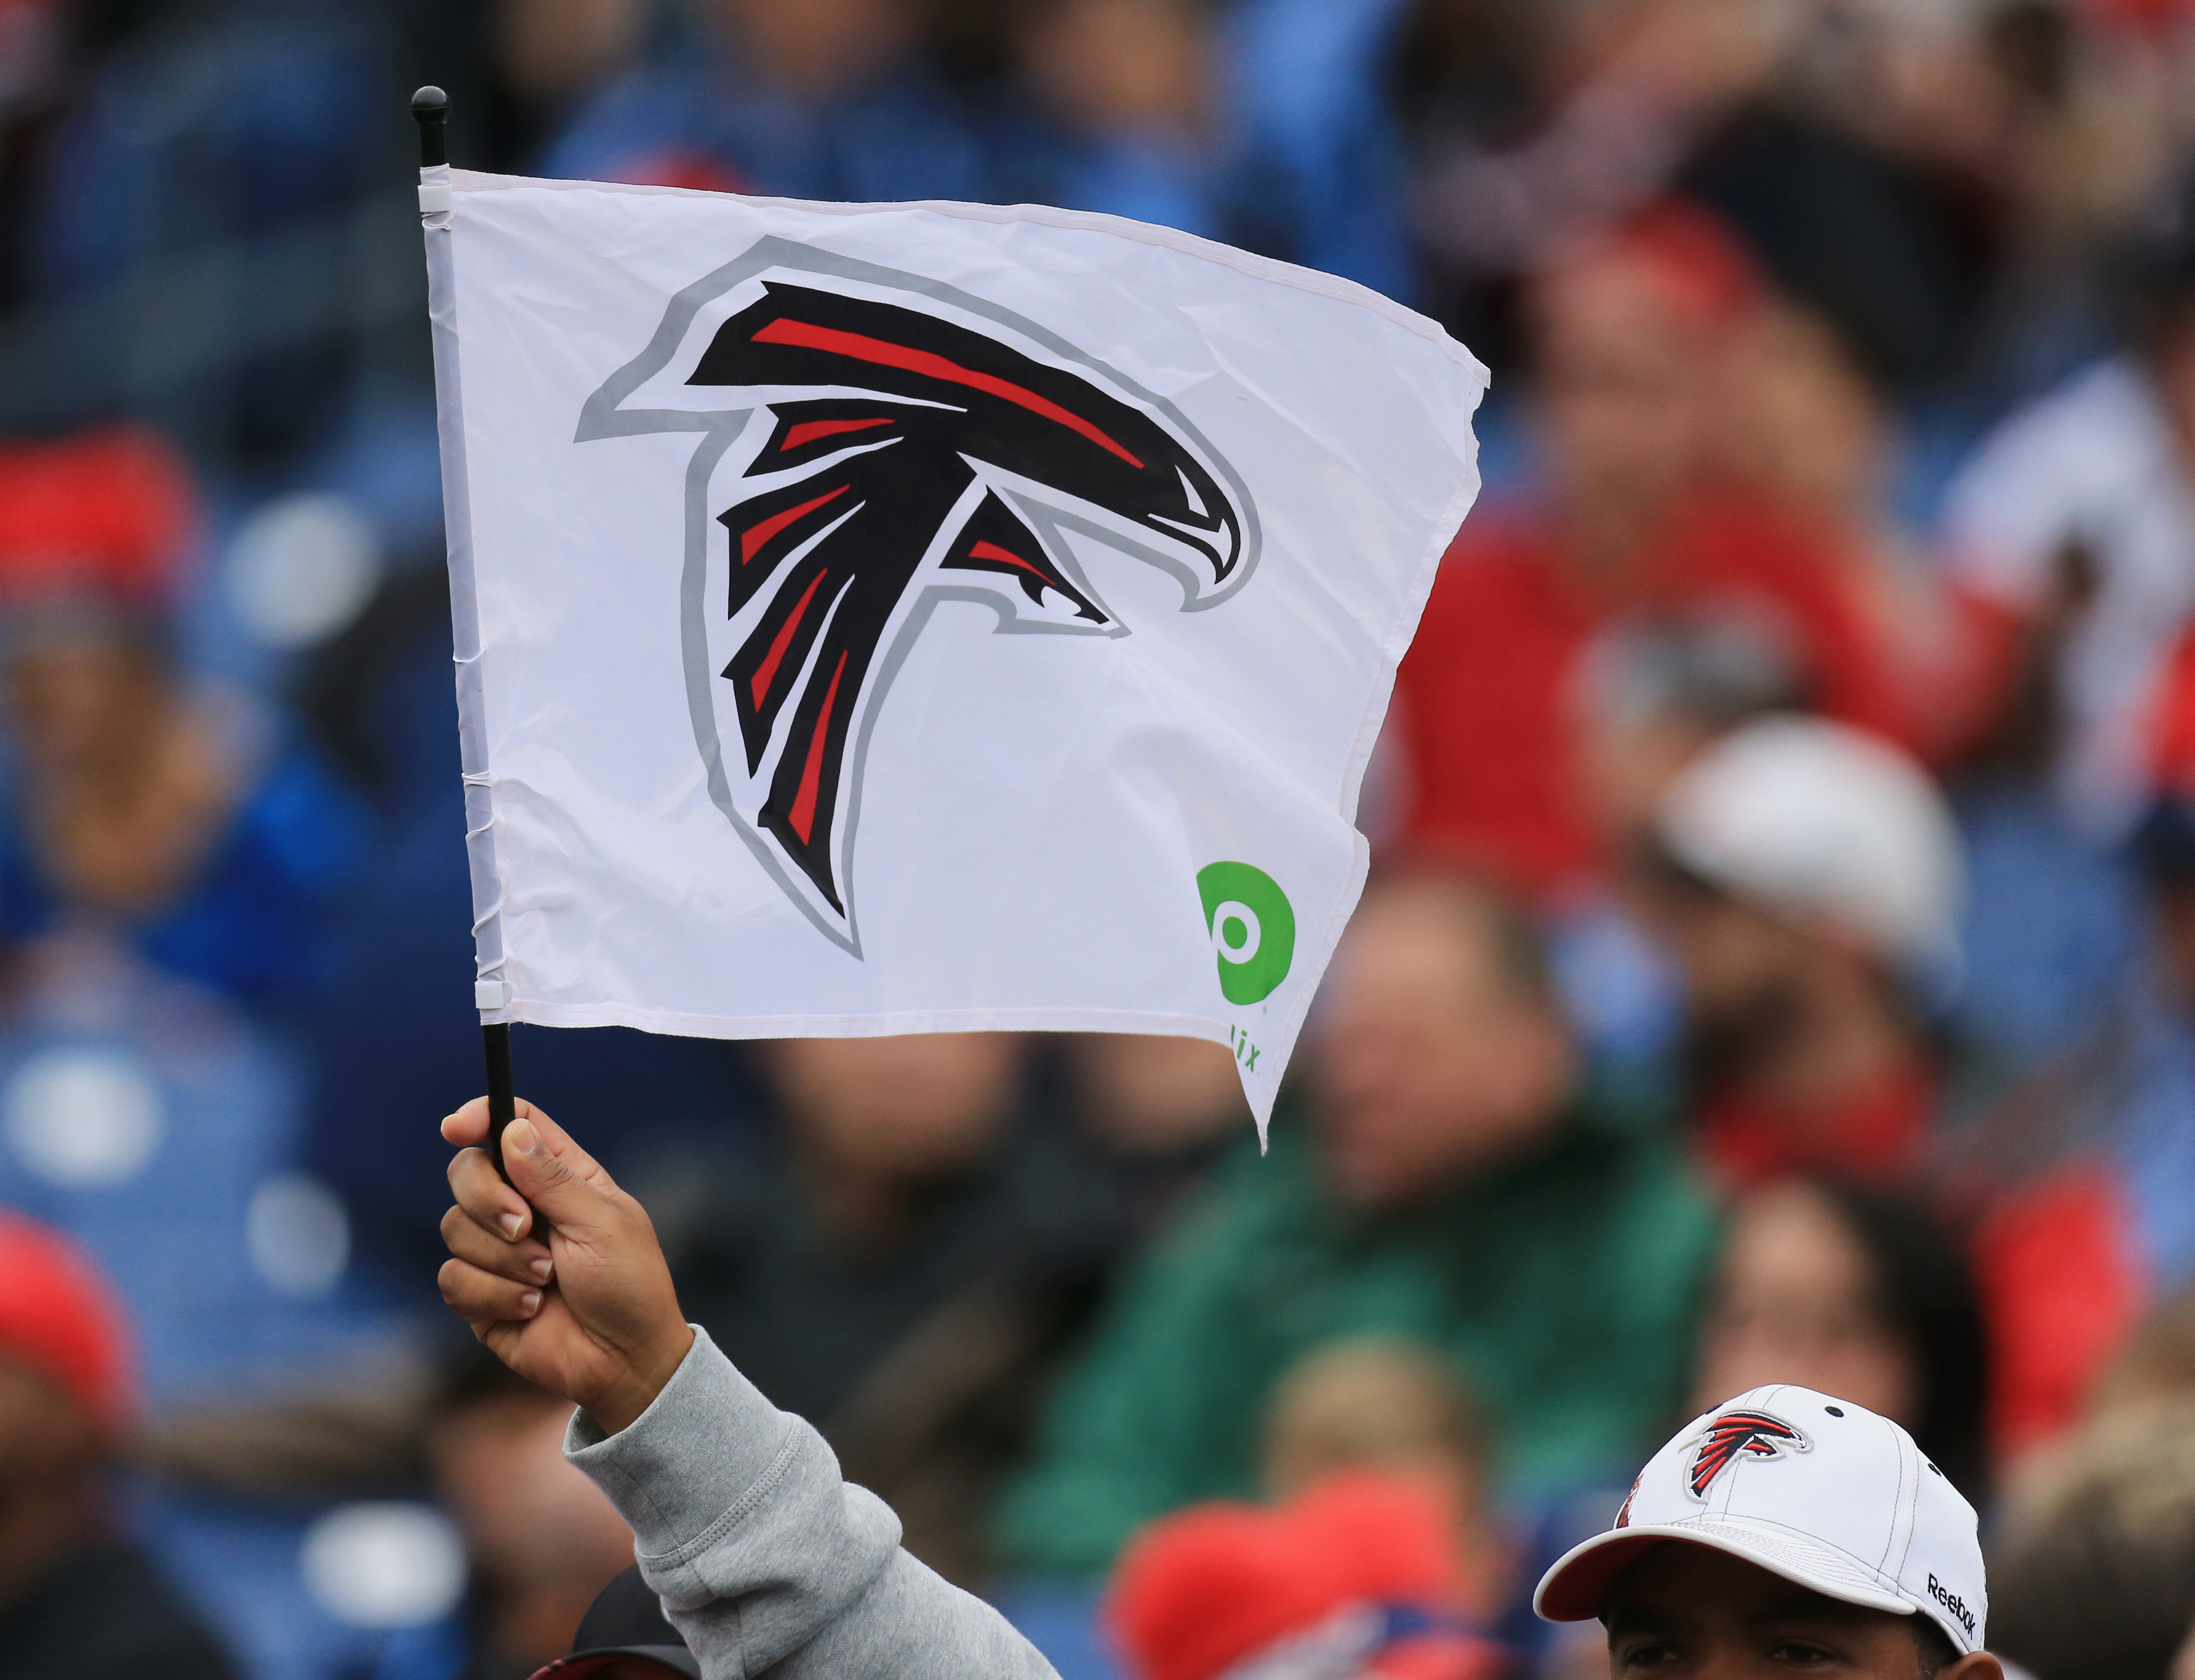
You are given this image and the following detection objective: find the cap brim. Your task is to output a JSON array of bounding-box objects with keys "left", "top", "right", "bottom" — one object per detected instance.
[
  {"left": 527, "top": 1646, "right": 700, "bottom": 1679},
  {"left": 1534, "top": 1521, "right": 1920, "bottom": 1625}
]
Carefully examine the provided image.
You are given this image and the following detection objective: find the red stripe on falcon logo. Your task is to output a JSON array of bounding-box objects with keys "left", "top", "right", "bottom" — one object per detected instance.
[
  {"left": 787, "top": 650, "right": 849, "bottom": 845},
  {"left": 782, "top": 416, "right": 896, "bottom": 451},
  {"left": 742, "top": 483, "right": 848, "bottom": 564},
  {"left": 968, "top": 540, "right": 1049, "bottom": 579},
  {"left": 751, "top": 318, "right": 1146, "bottom": 470},
  {"left": 750, "top": 570, "right": 829, "bottom": 706}
]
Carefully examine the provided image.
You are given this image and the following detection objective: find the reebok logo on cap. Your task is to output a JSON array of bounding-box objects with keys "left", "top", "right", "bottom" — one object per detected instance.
[
  {"left": 1532, "top": 1384, "right": 1989, "bottom": 1655},
  {"left": 1927, "top": 1574, "right": 1977, "bottom": 1639}
]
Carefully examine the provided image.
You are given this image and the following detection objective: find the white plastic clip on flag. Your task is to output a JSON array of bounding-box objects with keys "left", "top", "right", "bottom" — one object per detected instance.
[{"left": 420, "top": 166, "right": 1486, "bottom": 1136}]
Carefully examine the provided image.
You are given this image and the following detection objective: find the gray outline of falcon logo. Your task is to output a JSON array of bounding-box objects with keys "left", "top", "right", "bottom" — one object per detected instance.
[{"left": 577, "top": 239, "right": 1259, "bottom": 955}]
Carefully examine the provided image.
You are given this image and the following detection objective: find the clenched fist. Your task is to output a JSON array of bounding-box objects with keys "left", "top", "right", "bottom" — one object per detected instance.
[{"left": 438, "top": 1098, "right": 693, "bottom": 1433}]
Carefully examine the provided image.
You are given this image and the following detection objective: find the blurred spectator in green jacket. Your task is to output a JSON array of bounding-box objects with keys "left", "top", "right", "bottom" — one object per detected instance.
[{"left": 994, "top": 865, "right": 1718, "bottom": 1577}]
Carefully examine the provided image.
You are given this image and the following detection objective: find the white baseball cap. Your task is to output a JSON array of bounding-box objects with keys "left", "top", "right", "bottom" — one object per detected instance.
[
  {"left": 1534, "top": 1385, "right": 1987, "bottom": 1655},
  {"left": 1654, "top": 715, "right": 1963, "bottom": 971}
]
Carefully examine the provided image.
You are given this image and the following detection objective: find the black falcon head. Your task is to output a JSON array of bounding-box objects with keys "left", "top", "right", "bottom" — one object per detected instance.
[{"left": 580, "top": 250, "right": 1255, "bottom": 953}]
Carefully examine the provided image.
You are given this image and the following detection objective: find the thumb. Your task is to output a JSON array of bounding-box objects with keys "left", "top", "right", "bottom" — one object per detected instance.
[{"left": 502, "top": 1116, "right": 610, "bottom": 1234}]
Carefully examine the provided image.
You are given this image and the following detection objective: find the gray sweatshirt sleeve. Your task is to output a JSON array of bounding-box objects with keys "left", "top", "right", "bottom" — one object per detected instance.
[{"left": 565, "top": 1327, "right": 1063, "bottom": 1680}]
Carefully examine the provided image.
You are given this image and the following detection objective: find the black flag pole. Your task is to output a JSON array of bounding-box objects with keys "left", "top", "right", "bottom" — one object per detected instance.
[
  {"left": 414, "top": 84, "right": 523, "bottom": 1185},
  {"left": 483, "top": 1018, "right": 517, "bottom": 1160},
  {"left": 411, "top": 83, "right": 447, "bottom": 167}
]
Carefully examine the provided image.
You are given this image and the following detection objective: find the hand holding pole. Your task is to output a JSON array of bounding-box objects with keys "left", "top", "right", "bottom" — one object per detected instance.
[{"left": 440, "top": 1097, "right": 694, "bottom": 1432}]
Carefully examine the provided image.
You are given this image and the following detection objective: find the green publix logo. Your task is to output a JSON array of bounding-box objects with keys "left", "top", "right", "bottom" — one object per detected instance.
[{"left": 1197, "top": 861, "right": 1295, "bottom": 1073}]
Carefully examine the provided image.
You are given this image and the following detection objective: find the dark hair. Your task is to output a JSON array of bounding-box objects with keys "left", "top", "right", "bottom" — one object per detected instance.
[
  {"left": 1913, "top": 1613, "right": 1959, "bottom": 1677},
  {"left": 433, "top": 1336, "right": 559, "bottom": 1416},
  {"left": 2115, "top": 163, "right": 2195, "bottom": 351},
  {"left": 1813, "top": 1181, "right": 1993, "bottom": 1506},
  {"left": 2133, "top": 795, "right": 2195, "bottom": 888},
  {"left": 1383, "top": 0, "right": 1544, "bottom": 145}
]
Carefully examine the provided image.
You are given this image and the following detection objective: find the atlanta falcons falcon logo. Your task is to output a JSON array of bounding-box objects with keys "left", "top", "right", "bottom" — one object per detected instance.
[
  {"left": 1687, "top": 1409, "right": 1810, "bottom": 1499},
  {"left": 578, "top": 239, "right": 1256, "bottom": 952}
]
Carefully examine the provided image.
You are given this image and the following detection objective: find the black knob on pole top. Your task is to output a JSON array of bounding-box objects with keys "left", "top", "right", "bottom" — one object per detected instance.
[{"left": 411, "top": 86, "right": 448, "bottom": 169}]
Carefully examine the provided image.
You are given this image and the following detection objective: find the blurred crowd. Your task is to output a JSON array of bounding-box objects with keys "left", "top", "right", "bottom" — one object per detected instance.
[{"left": 8, "top": 0, "right": 2195, "bottom": 1677}]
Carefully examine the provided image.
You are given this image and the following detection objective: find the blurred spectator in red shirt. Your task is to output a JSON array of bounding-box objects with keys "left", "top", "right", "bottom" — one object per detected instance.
[
  {"left": 1107, "top": 1468, "right": 1503, "bottom": 1680},
  {"left": 1391, "top": 201, "right": 1915, "bottom": 902},
  {"left": 1631, "top": 713, "right": 1963, "bottom": 1189},
  {"left": 1260, "top": 1337, "right": 1510, "bottom": 1625},
  {"left": 0, "top": 1211, "right": 235, "bottom": 1679}
]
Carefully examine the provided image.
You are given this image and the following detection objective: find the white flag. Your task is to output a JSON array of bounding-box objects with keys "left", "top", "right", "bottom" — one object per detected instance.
[{"left": 421, "top": 166, "right": 1485, "bottom": 1132}]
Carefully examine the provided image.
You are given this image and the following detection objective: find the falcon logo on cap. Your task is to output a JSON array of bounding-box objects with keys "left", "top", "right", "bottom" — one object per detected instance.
[{"left": 1687, "top": 1408, "right": 1810, "bottom": 1500}]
